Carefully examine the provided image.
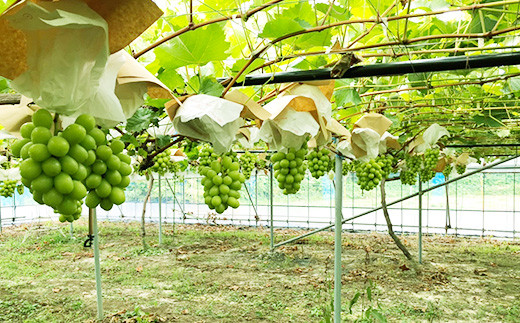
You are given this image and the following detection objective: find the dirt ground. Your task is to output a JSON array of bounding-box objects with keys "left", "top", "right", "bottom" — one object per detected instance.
[{"left": 0, "top": 221, "right": 519, "bottom": 322}]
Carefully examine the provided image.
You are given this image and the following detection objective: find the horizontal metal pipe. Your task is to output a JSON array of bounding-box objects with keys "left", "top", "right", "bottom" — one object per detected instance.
[{"left": 220, "top": 52, "right": 520, "bottom": 86}]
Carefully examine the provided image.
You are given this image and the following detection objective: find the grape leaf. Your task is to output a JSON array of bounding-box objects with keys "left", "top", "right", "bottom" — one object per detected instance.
[
  {"left": 260, "top": 18, "right": 304, "bottom": 39},
  {"left": 335, "top": 88, "right": 362, "bottom": 106},
  {"left": 509, "top": 77, "right": 520, "bottom": 92},
  {"left": 156, "top": 135, "right": 172, "bottom": 148},
  {"left": 187, "top": 75, "right": 224, "bottom": 96},
  {"left": 126, "top": 109, "right": 160, "bottom": 133},
  {"left": 231, "top": 58, "right": 266, "bottom": 83},
  {"left": 472, "top": 114, "right": 504, "bottom": 127},
  {"left": 315, "top": 3, "right": 350, "bottom": 21},
  {"left": 158, "top": 68, "right": 185, "bottom": 90},
  {"left": 120, "top": 133, "right": 140, "bottom": 147},
  {"left": 154, "top": 23, "right": 230, "bottom": 69}
]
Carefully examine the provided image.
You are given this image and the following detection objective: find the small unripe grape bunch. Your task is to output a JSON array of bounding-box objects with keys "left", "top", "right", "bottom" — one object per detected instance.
[
  {"left": 255, "top": 158, "right": 267, "bottom": 172},
  {"left": 455, "top": 163, "right": 466, "bottom": 175},
  {"left": 342, "top": 161, "right": 355, "bottom": 176},
  {"left": 84, "top": 138, "right": 132, "bottom": 212},
  {"left": 151, "top": 149, "right": 181, "bottom": 176},
  {"left": 200, "top": 155, "right": 245, "bottom": 214},
  {"left": 271, "top": 145, "right": 308, "bottom": 195},
  {"left": 354, "top": 159, "right": 383, "bottom": 191},
  {"left": 306, "top": 148, "right": 333, "bottom": 179},
  {"left": 0, "top": 180, "right": 17, "bottom": 197},
  {"left": 239, "top": 151, "right": 257, "bottom": 180},
  {"left": 443, "top": 164, "right": 453, "bottom": 178}
]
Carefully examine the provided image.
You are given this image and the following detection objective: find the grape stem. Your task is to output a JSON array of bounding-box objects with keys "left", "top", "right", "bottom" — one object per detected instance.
[{"left": 53, "top": 113, "right": 60, "bottom": 136}]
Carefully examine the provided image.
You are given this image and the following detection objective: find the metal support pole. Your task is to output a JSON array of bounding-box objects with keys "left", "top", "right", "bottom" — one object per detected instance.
[
  {"left": 90, "top": 208, "right": 103, "bottom": 320},
  {"left": 158, "top": 175, "right": 162, "bottom": 245},
  {"left": 334, "top": 155, "right": 343, "bottom": 323},
  {"left": 270, "top": 163, "right": 274, "bottom": 250},
  {"left": 445, "top": 176, "right": 451, "bottom": 235},
  {"left": 418, "top": 179, "right": 423, "bottom": 264},
  {"left": 70, "top": 223, "right": 74, "bottom": 239}
]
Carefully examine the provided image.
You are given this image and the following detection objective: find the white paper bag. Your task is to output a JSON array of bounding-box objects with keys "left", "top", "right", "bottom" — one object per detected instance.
[
  {"left": 173, "top": 94, "right": 244, "bottom": 154},
  {"left": 7, "top": 0, "right": 109, "bottom": 116}
]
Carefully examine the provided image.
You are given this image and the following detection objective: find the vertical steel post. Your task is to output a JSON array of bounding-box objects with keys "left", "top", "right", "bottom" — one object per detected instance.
[
  {"left": 334, "top": 155, "right": 343, "bottom": 323},
  {"left": 418, "top": 178, "right": 423, "bottom": 264},
  {"left": 270, "top": 163, "right": 274, "bottom": 250},
  {"left": 158, "top": 175, "right": 162, "bottom": 244},
  {"left": 182, "top": 179, "right": 186, "bottom": 224},
  {"left": 90, "top": 208, "right": 103, "bottom": 320},
  {"left": 70, "top": 223, "right": 74, "bottom": 238}
]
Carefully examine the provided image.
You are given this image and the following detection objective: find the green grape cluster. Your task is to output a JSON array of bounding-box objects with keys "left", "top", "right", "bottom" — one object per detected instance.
[
  {"left": 400, "top": 155, "right": 421, "bottom": 185},
  {"left": 455, "top": 164, "right": 466, "bottom": 175},
  {"left": 150, "top": 149, "right": 181, "bottom": 176},
  {"left": 12, "top": 109, "right": 131, "bottom": 223},
  {"left": 342, "top": 161, "right": 354, "bottom": 175},
  {"left": 443, "top": 164, "right": 453, "bottom": 178},
  {"left": 354, "top": 159, "right": 383, "bottom": 191},
  {"left": 419, "top": 149, "right": 439, "bottom": 182},
  {"left": 376, "top": 154, "right": 394, "bottom": 178},
  {"left": 306, "top": 148, "right": 333, "bottom": 179},
  {"left": 83, "top": 138, "right": 132, "bottom": 212},
  {"left": 0, "top": 180, "right": 17, "bottom": 197},
  {"left": 200, "top": 156, "right": 245, "bottom": 214},
  {"left": 271, "top": 145, "right": 307, "bottom": 195},
  {"left": 198, "top": 146, "right": 217, "bottom": 171},
  {"left": 239, "top": 151, "right": 257, "bottom": 180},
  {"left": 255, "top": 158, "right": 267, "bottom": 171}
]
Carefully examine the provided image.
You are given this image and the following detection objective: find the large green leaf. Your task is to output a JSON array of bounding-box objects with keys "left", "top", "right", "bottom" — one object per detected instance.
[
  {"left": 260, "top": 18, "right": 304, "bottom": 39},
  {"left": 335, "top": 88, "right": 362, "bottom": 107},
  {"left": 0, "top": 77, "right": 9, "bottom": 93},
  {"left": 472, "top": 114, "right": 504, "bottom": 127},
  {"left": 187, "top": 75, "right": 224, "bottom": 97},
  {"left": 126, "top": 108, "right": 161, "bottom": 133},
  {"left": 154, "top": 23, "right": 230, "bottom": 69}
]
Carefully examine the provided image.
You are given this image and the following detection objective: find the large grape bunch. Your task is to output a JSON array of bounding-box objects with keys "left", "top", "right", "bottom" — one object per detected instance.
[
  {"left": 306, "top": 148, "right": 333, "bottom": 179},
  {"left": 199, "top": 156, "right": 245, "bottom": 214},
  {"left": 0, "top": 180, "right": 17, "bottom": 197},
  {"left": 271, "top": 145, "right": 307, "bottom": 195},
  {"left": 239, "top": 151, "right": 257, "bottom": 180},
  {"left": 354, "top": 159, "right": 383, "bottom": 191},
  {"left": 12, "top": 109, "right": 131, "bottom": 223},
  {"left": 419, "top": 149, "right": 439, "bottom": 182},
  {"left": 150, "top": 149, "right": 181, "bottom": 176}
]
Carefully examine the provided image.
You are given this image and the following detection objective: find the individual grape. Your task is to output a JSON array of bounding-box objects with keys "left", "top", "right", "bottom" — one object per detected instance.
[
  {"left": 354, "top": 159, "right": 383, "bottom": 191},
  {"left": 239, "top": 151, "right": 257, "bottom": 180},
  {"left": 272, "top": 143, "right": 308, "bottom": 195},
  {"left": 306, "top": 148, "right": 333, "bottom": 179},
  {"left": 201, "top": 152, "right": 245, "bottom": 214}
]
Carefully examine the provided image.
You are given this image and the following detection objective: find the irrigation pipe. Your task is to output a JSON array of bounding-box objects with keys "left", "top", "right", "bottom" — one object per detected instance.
[{"left": 273, "top": 155, "right": 518, "bottom": 249}]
